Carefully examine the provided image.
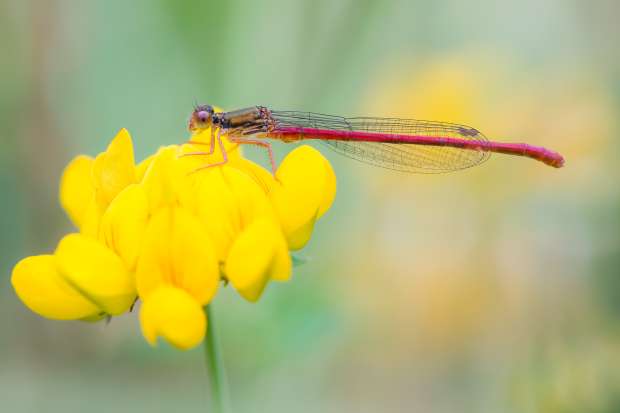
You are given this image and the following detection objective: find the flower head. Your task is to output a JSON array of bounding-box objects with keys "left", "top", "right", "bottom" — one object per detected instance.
[{"left": 12, "top": 121, "right": 336, "bottom": 350}]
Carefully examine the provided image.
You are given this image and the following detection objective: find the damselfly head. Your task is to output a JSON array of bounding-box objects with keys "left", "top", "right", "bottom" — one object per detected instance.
[{"left": 188, "top": 104, "right": 214, "bottom": 131}]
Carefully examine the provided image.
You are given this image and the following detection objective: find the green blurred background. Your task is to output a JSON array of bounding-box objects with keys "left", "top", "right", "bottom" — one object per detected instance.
[{"left": 2, "top": 0, "right": 619, "bottom": 412}]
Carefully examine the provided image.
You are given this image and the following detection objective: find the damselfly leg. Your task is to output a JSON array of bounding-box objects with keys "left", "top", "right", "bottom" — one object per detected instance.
[
  {"left": 228, "top": 136, "right": 277, "bottom": 175},
  {"left": 184, "top": 126, "right": 216, "bottom": 154},
  {"left": 181, "top": 128, "right": 230, "bottom": 174},
  {"left": 182, "top": 130, "right": 278, "bottom": 176}
]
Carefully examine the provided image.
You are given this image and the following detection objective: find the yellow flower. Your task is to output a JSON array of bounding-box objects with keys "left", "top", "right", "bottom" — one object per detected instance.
[
  {"left": 60, "top": 128, "right": 138, "bottom": 238},
  {"left": 136, "top": 206, "right": 219, "bottom": 349},
  {"left": 12, "top": 233, "right": 135, "bottom": 320},
  {"left": 99, "top": 184, "right": 150, "bottom": 270},
  {"left": 267, "top": 145, "right": 336, "bottom": 250},
  {"left": 140, "top": 286, "right": 207, "bottom": 350},
  {"left": 12, "top": 122, "right": 337, "bottom": 350},
  {"left": 13, "top": 129, "right": 141, "bottom": 322},
  {"left": 133, "top": 141, "right": 335, "bottom": 349}
]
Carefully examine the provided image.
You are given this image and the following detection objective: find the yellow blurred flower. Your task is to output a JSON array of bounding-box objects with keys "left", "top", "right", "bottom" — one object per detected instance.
[
  {"left": 347, "top": 52, "right": 615, "bottom": 361},
  {"left": 12, "top": 124, "right": 336, "bottom": 350}
]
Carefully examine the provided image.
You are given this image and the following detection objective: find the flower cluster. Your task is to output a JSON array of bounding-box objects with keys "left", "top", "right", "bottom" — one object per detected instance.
[{"left": 12, "top": 126, "right": 335, "bottom": 349}]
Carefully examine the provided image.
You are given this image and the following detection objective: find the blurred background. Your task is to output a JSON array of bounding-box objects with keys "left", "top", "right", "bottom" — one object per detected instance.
[{"left": 2, "top": 0, "right": 619, "bottom": 412}]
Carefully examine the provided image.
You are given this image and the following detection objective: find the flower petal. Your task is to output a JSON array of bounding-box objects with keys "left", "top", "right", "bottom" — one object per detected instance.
[
  {"left": 100, "top": 184, "right": 150, "bottom": 270},
  {"left": 136, "top": 154, "right": 155, "bottom": 182},
  {"left": 225, "top": 218, "right": 285, "bottom": 301},
  {"left": 92, "top": 128, "right": 136, "bottom": 206},
  {"left": 136, "top": 207, "right": 219, "bottom": 305},
  {"left": 185, "top": 169, "right": 238, "bottom": 259},
  {"left": 318, "top": 154, "right": 337, "bottom": 218},
  {"left": 79, "top": 197, "right": 103, "bottom": 238},
  {"left": 282, "top": 215, "right": 317, "bottom": 252},
  {"left": 55, "top": 233, "right": 135, "bottom": 315},
  {"left": 188, "top": 167, "right": 275, "bottom": 260},
  {"left": 11, "top": 255, "right": 100, "bottom": 320},
  {"left": 271, "top": 145, "right": 335, "bottom": 250},
  {"left": 139, "top": 146, "right": 188, "bottom": 212},
  {"left": 229, "top": 157, "right": 277, "bottom": 194},
  {"left": 269, "top": 231, "right": 293, "bottom": 282},
  {"left": 59, "top": 155, "right": 95, "bottom": 229},
  {"left": 223, "top": 167, "right": 276, "bottom": 230},
  {"left": 140, "top": 286, "right": 206, "bottom": 350}
]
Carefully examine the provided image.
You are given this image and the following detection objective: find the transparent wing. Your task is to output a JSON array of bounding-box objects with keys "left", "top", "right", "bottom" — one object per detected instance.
[
  {"left": 270, "top": 111, "right": 490, "bottom": 173},
  {"left": 319, "top": 140, "right": 489, "bottom": 173}
]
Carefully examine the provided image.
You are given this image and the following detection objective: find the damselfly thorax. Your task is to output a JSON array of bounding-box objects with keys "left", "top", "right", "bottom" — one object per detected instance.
[{"left": 184, "top": 104, "right": 565, "bottom": 175}]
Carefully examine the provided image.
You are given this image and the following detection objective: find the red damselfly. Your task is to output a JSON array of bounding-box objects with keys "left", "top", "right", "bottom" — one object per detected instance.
[{"left": 185, "top": 105, "right": 565, "bottom": 174}]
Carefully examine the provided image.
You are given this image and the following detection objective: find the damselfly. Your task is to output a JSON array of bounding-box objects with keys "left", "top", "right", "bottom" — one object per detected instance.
[{"left": 185, "top": 105, "right": 565, "bottom": 174}]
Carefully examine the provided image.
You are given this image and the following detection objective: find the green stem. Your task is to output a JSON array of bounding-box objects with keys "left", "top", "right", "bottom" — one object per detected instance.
[{"left": 204, "top": 304, "right": 230, "bottom": 413}]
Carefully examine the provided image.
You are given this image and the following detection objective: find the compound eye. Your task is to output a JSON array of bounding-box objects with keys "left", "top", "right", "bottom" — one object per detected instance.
[{"left": 196, "top": 110, "right": 210, "bottom": 123}]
